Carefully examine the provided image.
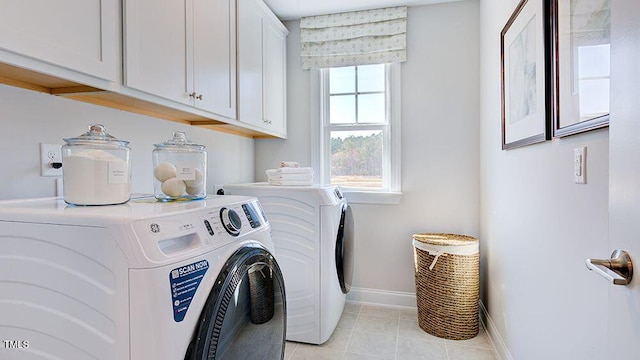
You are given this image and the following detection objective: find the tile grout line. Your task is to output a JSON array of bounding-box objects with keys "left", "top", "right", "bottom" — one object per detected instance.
[
  {"left": 444, "top": 339, "right": 450, "bottom": 360},
  {"left": 341, "top": 305, "right": 362, "bottom": 359},
  {"left": 287, "top": 343, "right": 298, "bottom": 360}
]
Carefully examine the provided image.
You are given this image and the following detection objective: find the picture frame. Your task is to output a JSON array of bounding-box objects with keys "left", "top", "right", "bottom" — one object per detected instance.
[
  {"left": 550, "top": 0, "right": 610, "bottom": 137},
  {"left": 500, "top": 0, "right": 551, "bottom": 150}
]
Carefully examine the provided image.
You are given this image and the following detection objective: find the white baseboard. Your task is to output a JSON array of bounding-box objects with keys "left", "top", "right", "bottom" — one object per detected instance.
[
  {"left": 479, "top": 301, "right": 513, "bottom": 360},
  {"left": 346, "top": 287, "right": 417, "bottom": 308}
]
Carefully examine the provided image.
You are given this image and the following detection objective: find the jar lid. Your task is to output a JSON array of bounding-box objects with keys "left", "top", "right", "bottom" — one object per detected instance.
[
  {"left": 64, "top": 124, "right": 130, "bottom": 147},
  {"left": 154, "top": 131, "right": 205, "bottom": 150}
]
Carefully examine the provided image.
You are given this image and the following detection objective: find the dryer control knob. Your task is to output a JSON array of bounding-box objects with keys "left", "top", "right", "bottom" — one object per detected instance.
[{"left": 220, "top": 207, "right": 242, "bottom": 236}]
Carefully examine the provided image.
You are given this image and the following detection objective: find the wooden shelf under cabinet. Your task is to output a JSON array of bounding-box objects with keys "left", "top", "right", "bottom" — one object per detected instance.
[{"left": 0, "top": 62, "right": 276, "bottom": 139}]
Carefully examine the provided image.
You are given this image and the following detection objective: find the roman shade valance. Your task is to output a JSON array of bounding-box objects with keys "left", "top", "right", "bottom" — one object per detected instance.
[{"left": 300, "top": 6, "right": 407, "bottom": 69}]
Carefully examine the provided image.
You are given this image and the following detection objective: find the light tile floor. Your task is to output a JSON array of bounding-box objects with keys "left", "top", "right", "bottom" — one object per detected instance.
[{"left": 284, "top": 303, "right": 498, "bottom": 360}]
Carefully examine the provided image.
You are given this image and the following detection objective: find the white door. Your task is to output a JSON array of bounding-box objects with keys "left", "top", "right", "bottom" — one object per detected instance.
[{"left": 606, "top": 0, "right": 640, "bottom": 356}]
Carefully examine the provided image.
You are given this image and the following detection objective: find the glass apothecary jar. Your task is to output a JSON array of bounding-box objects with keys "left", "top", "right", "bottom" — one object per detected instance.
[
  {"left": 153, "top": 131, "right": 207, "bottom": 201},
  {"left": 62, "top": 124, "right": 131, "bottom": 205}
]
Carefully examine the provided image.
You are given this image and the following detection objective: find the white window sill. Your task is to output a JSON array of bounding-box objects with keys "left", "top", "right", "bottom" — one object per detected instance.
[{"left": 342, "top": 190, "right": 403, "bottom": 205}]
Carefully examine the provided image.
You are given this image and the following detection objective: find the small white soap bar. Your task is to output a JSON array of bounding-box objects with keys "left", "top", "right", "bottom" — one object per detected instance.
[
  {"left": 154, "top": 162, "right": 177, "bottom": 182},
  {"left": 186, "top": 183, "right": 204, "bottom": 196},
  {"left": 161, "top": 177, "right": 186, "bottom": 197}
]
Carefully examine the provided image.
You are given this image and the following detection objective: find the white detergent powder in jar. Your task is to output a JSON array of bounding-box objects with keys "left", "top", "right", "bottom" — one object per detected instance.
[{"left": 62, "top": 124, "right": 131, "bottom": 205}]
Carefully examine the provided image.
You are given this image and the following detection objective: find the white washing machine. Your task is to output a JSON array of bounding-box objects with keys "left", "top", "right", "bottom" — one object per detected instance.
[
  {"left": 224, "top": 183, "right": 354, "bottom": 344},
  {"left": 0, "top": 195, "right": 286, "bottom": 360}
]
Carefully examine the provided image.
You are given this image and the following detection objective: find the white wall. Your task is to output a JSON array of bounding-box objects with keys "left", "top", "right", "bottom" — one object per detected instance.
[
  {"left": 479, "top": 1, "right": 609, "bottom": 359},
  {"left": 0, "top": 84, "right": 254, "bottom": 201},
  {"left": 256, "top": 1, "right": 480, "bottom": 300}
]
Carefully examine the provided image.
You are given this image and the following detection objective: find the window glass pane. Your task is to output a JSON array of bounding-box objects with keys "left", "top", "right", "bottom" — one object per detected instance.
[
  {"left": 357, "top": 64, "right": 385, "bottom": 92},
  {"left": 330, "top": 95, "right": 356, "bottom": 124},
  {"left": 357, "top": 93, "right": 386, "bottom": 123},
  {"left": 578, "top": 44, "right": 610, "bottom": 78},
  {"left": 330, "top": 130, "right": 383, "bottom": 189},
  {"left": 579, "top": 78, "right": 610, "bottom": 119},
  {"left": 330, "top": 66, "right": 355, "bottom": 94}
]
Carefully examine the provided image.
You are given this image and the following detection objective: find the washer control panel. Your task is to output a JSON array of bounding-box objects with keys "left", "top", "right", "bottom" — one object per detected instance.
[{"left": 130, "top": 199, "right": 268, "bottom": 263}]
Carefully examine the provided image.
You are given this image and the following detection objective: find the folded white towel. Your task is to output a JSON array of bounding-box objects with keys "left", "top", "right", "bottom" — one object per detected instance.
[
  {"left": 280, "top": 161, "right": 300, "bottom": 168},
  {"left": 266, "top": 167, "right": 314, "bottom": 176},
  {"left": 268, "top": 179, "right": 313, "bottom": 186},
  {"left": 267, "top": 173, "right": 313, "bottom": 181}
]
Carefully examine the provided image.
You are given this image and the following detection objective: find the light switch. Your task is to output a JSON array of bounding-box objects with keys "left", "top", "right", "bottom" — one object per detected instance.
[{"left": 574, "top": 147, "right": 586, "bottom": 184}]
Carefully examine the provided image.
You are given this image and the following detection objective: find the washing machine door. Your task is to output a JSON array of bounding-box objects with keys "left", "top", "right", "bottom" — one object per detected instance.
[
  {"left": 185, "top": 244, "right": 286, "bottom": 360},
  {"left": 335, "top": 204, "right": 354, "bottom": 294}
]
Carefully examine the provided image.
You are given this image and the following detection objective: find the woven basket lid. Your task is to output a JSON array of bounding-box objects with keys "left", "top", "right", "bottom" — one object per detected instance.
[{"left": 412, "top": 233, "right": 478, "bottom": 246}]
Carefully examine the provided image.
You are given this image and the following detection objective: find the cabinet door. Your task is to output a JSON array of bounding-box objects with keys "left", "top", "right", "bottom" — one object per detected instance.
[
  {"left": 237, "top": 0, "right": 264, "bottom": 127},
  {"left": 193, "top": 0, "right": 237, "bottom": 119},
  {"left": 263, "top": 18, "right": 287, "bottom": 136},
  {"left": 0, "top": 0, "right": 117, "bottom": 81},
  {"left": 124, "top": 0, "right": 192, "bottom": 105}
]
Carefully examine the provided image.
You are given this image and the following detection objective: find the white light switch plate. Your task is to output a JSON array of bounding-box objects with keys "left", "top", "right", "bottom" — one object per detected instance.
[
  {"left": 40, "top": 143, "right": 63, "bottom": 177},
  {"left": 574, "top": 147, "right": 586, "bottom": 184}
]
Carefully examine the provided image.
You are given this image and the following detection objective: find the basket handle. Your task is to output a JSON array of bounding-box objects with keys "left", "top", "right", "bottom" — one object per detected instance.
[{"left": 427, "top": 250, "right": 446, "bottom": 270}]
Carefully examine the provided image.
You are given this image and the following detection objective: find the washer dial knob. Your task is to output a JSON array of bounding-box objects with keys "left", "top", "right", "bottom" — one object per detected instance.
[{"left": 220, "top": 207, "right": 242, "bottom": 236}]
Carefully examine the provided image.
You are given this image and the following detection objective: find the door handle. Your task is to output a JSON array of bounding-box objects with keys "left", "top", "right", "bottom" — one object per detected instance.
[{"left": 586, "top": 249, "right": 633, "bottom": 285}]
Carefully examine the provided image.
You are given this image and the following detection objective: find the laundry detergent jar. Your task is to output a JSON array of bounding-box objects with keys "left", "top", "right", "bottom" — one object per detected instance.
[
  {"left": 62, "top": 124, "right": 131, "bottom": 205},
  {"left": 153, "top": 131, "right": 207, "bottom": 201}
]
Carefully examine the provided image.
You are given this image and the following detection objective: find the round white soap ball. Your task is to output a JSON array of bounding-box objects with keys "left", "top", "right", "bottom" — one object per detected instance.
[
  {"left": 184, "top": 168, "right": 204, "bottom": 187},
  {"left": 186, "top": 183, "right": 205, "bottom": 196},
  {"left": 154, "top": 162, "right": 177, "bottom": 182},
  {"left": 161, "top": 177, "right": 186, "bottom": 197}
]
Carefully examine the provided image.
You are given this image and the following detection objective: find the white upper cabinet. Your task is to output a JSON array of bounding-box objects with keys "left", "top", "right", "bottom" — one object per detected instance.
[
  {"left": 124, "top": 0, "right": 237, "bottom": 119},
  {"left": 237, "top": 0, "right": 288, "bottom": 138},
  {"left": 193, "top": 0, "right": 237, "bottom": 119},
  {"left": 263, "top": 18, "right": 287, "bottom": 136},
  {"left": 0, "top": 0, "right": 286, "bottom": 137},
  {"left": 0, "top": 0, "right": 117, "bottom": 81},
  {"left": 237, "top": 0, "right": 264, "bottom": 128},
  {"left": 124, "top": 0, "right": 190, "bottom": 105}
]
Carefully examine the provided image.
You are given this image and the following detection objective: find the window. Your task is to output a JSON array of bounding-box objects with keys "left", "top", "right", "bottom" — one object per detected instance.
[{"left": 312, "top": 63, "right": 401, "bottom": 204}]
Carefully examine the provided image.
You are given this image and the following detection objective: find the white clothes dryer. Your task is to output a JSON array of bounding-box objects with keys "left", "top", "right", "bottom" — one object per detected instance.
[
  {"left": 0, "top": 195, "right": 286, "bottom": 360},
  {"left": 224, "top": 184, "right": 354, "bottom": 344}
]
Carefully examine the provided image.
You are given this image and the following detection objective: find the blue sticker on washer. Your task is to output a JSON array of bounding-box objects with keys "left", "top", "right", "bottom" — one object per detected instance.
[{"left": 169, "top": 259, "right": 209, "bottom": 322}]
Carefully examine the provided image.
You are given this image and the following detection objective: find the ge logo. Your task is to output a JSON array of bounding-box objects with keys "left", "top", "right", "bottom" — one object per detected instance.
[{"left": 150, "top": 223, "right": 160, "bottom": 233}]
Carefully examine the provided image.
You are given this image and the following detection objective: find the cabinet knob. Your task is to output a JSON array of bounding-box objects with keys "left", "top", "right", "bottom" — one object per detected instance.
[
  {"left": 196, "top": 94, "right": 203, "bottom": 100},
  {"left": 189, "top": 92, "right": 197, "bottom": 98}
]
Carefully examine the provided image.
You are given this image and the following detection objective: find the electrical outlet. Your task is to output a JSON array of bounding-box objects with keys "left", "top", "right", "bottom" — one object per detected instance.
[{"left": 40, "top": 143, "right": 63, "bottom": 177}]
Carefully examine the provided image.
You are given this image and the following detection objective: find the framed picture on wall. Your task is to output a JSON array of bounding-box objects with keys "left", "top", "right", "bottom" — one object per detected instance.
[
  {"left": 550, "top": 0, "right": 610, "bottom": 137},
  {"left": 500, "top": 0, "right": 551, "bottom": 150}
]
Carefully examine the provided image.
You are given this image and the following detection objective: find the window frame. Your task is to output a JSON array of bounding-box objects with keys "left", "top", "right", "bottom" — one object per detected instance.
[{"left": 311, "top": 63, "right": 402, "bottom": 205}]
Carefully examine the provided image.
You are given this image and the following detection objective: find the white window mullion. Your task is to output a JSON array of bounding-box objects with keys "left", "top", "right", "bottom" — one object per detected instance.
[
  {"left": 327, "top": 124, "right": 385, "bottom": 132},
  {"left": 321, "top": 68, "right": 333, "bottom": 185},
  {"left": 388, "top": 63, "right": 401, "bottom": 192}
]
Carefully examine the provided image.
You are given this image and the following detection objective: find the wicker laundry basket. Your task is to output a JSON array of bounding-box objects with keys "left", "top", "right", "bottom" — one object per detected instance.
[{"left": 412, "top": 233, "right": 479, "bottom": 340}]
